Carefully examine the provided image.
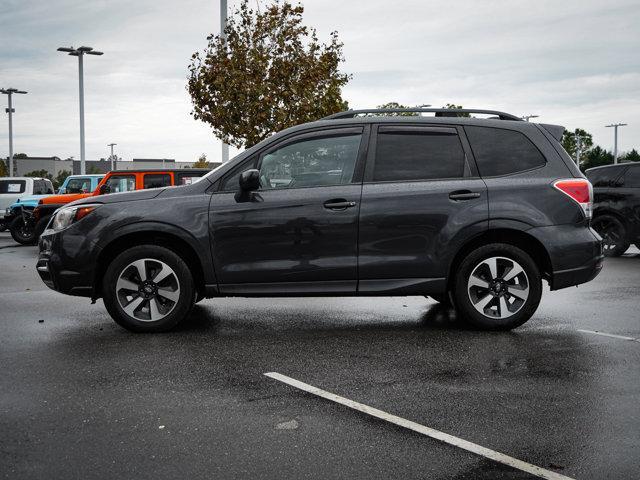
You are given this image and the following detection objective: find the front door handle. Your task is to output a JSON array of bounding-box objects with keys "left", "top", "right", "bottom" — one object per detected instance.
[
  {"left": 324, "top": 199, "right": 357, "bottom": 210},
  {"left": 449, "top": 190, "right": 481, "bottom": 201}
]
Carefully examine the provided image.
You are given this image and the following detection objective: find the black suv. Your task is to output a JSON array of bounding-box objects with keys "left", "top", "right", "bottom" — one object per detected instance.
[
  {"left": 37, "top": 108, "right": 603, "bottom": 332},
  {"left": 587, "top": 162, "right": 640, "bottom": 256}
]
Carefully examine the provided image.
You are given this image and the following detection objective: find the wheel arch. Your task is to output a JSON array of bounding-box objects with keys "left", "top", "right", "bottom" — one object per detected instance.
[
  {"left": 446, "top": 228, "right": 553, "bottom": 291},
  {"left": 94, "top": 225, "right": 210, "bottom": 300}
]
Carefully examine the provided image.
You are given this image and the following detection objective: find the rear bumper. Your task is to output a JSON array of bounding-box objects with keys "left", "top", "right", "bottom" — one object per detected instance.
[
  {"left": 551, "top": 254, "right": 603, "bottom": 290},
  {"left": 528, "top": 224, "right": 604, "bottom": 290}
]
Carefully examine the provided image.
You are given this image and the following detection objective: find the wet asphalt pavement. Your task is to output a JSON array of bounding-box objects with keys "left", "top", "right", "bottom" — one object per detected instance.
[{"left": 0, "top": 231, "right": 639, "bottom": 479}]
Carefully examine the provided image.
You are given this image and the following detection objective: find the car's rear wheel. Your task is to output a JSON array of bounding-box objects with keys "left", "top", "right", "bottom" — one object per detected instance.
[
  {"left": 591, "top": 215, "right": 629, "bottom": 257},
  {"left": 10, "top": 216, "right": 37, "bottom": 245},
  {"left": 453, "top": 243, "right": 542, "bottom": 330},
  {"left": 103, "top": 245, "right": 195, "bottom": 332}
]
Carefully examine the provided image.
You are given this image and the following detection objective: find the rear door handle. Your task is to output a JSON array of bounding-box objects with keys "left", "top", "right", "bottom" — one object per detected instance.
[
  {"left": 323, "top": 199, "right": 357, "bottom": 210},
  {"left": 449, "top": 190, "right": 481, "bottom": 201}
]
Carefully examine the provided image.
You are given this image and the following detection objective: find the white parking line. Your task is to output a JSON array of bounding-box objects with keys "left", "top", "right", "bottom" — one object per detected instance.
[
  {"left": 577, "top": 329, "right": 640, "bottom": 343},
  {"left": 264, "top": 372, "right": 574, "bottom": 480}
]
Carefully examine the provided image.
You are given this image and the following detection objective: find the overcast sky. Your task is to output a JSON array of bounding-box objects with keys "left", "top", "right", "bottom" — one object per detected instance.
[{"left": 1, "top": 0, "right": 639, "bottom": 163}]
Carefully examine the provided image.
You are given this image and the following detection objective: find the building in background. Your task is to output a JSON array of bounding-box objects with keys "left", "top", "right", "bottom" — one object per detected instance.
[{"left": 4, "top": 156, "right": 221, "bottom": 177}]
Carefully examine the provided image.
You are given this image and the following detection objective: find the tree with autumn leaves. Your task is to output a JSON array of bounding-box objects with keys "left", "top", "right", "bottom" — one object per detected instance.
[{"left": 188, "top": 0, "right": 350, "bottom": 149}]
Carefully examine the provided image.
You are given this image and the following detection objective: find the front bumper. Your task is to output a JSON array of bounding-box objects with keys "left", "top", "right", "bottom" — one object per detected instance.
[{"left": 37, "top": 228, "right": 98, "bottom": 298}]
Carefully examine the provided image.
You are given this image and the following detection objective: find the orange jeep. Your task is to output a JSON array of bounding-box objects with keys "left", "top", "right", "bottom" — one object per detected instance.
[{"left": 34, "top": 169, "right": 209, "bottom": 236}]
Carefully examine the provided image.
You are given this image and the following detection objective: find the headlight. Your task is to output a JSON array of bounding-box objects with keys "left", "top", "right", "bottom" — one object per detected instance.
[
  {"left": 50, "top": 204, "right": 100, "bottom": 232},
  {"left": 5, "top": 207, "right": 11, "bottom": 215}
]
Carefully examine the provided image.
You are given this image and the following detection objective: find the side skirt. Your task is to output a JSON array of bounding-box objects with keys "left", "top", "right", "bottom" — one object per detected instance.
[{"left": 204, "top": 277, "right": 446, "bottom": 298}]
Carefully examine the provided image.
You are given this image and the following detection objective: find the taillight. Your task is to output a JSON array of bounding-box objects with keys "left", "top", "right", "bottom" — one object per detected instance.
[{"left": 553, "top": 178, "right": 593, "bottom": 219}]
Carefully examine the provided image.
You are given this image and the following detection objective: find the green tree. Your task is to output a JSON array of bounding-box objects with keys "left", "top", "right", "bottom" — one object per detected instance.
[
  {"left": 620, "top": 148, "right": 640, "bottom": 163},
  {"left": 54, "top": 170, "right": 71, "bottom": 189},
  {"left": 0, "top": 159, "right": 7, "bottom": 177},
  {"left": 581, "top": 146, "right": 614, "bottom": 171},
  {"left": 87, "top": 165, "right": 102, "bottom": 174},
  {"left": 188, "top": 0, "right": 350, "bottom": 148},
  {"left": 374, "top": 102, "right": 420, "bottom": 116},
  {"left": 193, "top": 153, "right": 211, "bottom": 169},
  {"left": 25, "top": 169, "right": 53, "bottom": 180},
  {"left": 14, "top": 153, "right": 28, "bottom": 159},
  {"left": 562, "top": 128, "right": 593, "bottom": 160},
  {"left": 443, "top": 103, "right": 470, "bottom": 117}
]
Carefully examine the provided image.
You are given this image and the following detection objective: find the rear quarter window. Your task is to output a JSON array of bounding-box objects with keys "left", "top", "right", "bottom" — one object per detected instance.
[{"left": 465, "top": 126, "right": 546, "bottom": 177}]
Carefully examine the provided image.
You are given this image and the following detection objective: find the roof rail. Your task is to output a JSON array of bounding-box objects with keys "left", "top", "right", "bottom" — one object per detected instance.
[{"left": 323, "top": 108, "right": 523, "bottom": 121}]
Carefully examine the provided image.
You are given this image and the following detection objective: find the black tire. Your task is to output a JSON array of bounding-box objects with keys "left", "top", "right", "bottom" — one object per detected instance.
[
  {"left": 102, "top": 245, "right": 195, "bottom": 333},
  {"left": 0, "top": 218, "right": 7, "bottom": 232},
  {"left": 452, "top": 243, "right": 542, "bottom": 330},
  {"left": 591, "top": 215, "right": 629, "bottom": 257},
  {"left": 9, "top": 216, "right": 37, "bottom": 245}
]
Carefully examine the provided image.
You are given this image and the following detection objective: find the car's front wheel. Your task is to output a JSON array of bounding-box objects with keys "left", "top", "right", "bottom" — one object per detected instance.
[
  {"left": 452, "top": 243, "right": 542, "bottom": 330},
  {"left": 10, "top": 216, "right": 37, "bottom": 245},
  {"left": 102, "top": 245, "right": 195, "bottom": 332}
]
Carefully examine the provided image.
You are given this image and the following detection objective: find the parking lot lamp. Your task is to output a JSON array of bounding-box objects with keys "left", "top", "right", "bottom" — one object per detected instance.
[
  {"left": 605, "top": 123, "right": 627, "bottom": 164},
  {"left": 107, "top": 143, "right": 117, "bottom": 170},
  {"left": 57, "top": 46, "right": 103, "bottom": 175},
  {"left": 1, "top": 88, "right": 27, "bottom": 177}
]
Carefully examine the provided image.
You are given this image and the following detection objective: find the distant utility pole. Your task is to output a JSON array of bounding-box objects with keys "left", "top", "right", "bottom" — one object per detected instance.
[
  {"left": 605, "top": 123, "right": 627, "bottom": 164},
  {"left": 521, "top": 114, "right": 539, "bottom": 122},
  {"left": 1, "top": 88, "right": 27, "bottom": 177},
  {"left": 57, "top": 46, "right": 103, "bottom": 174},
  {"left": 220, "top": 0, "right": 230, "bottom": 163},
  {"left": 107, "top": 143, "right": 117, "bottom": 171}
]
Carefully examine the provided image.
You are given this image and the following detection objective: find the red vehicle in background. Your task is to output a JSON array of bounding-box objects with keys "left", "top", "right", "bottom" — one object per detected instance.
[{"left": 33, "top": 169, "right": 209, "bottom": 238}]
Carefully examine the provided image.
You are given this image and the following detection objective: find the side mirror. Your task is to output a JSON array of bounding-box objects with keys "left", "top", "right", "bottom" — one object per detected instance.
[
  {"left": 99, "top": 184, "right": 111, "bottom": 195},
  {"left": 239, "top": 169, "right": 260, "bottom": 191}
]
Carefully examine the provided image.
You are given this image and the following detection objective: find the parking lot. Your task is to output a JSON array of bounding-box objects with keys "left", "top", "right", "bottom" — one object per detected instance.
[{"left": 1, "top": 231, "right": 638, "bottom": 479}]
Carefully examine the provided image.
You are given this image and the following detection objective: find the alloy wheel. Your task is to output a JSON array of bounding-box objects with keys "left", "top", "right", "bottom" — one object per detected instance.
[
  {"left": 467, "top": 256, "right": 529, "bottom": 319},
  {"left": 115, "top": 258, "right": 181, "bottom": 322}
]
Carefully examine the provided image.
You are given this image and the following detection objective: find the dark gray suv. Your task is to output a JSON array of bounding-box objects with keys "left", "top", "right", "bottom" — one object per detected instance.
[{"left": 37, "top": 108, "right": 603, "bottom": 332}]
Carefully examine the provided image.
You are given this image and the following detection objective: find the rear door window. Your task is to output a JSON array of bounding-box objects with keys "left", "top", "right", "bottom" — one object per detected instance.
[
  {"left": 143, "top": 174, "right": 171, "bottom": 189},
  {"left": 622, "top": 166, "right": 640, "bottom": 188},
  {"left": 465, "top": 126, "right": 546, "bottom": 177},
  {"left": 372, "top": 126, "right": 466, "bottom": 182}
]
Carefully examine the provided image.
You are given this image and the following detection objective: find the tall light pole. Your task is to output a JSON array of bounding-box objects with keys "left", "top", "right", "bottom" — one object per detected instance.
[
  {"left": 107, "top": 143, "right": 117, "bottom": 171},
  {"left": 605, "top": 123, "right": 627, "bottom": 164},
  {"left": 57, "top": 46, "right": 103, "bottom": 174},
  {"left": 1, "top": 88, "right": 27, "bottom": 177},
  {"left": 220, "top": 0, "right": 230, "bottom": 163},
  {"left": 521, "top": 114, "right": 539, "bottom": 122}
]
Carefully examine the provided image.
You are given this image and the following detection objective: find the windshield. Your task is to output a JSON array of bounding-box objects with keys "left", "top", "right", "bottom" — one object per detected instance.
[{"left": 0, "top": 180, "right": 26, "bottom": 194}]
